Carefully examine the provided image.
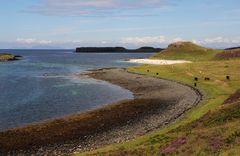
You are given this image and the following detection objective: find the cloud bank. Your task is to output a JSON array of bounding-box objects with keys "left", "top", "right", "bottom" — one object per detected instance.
[
  {"left": 6, "top": 36, "right": 239, "bottom": 49},
  {"left": 28, "top": 0, "right": 170, "bottom": 16},
  {"left": 120, "top": 36, "right": 240, "bottom": 48},
  {"left": 16, "top": 38, "right": 52, "bottom": 45}
]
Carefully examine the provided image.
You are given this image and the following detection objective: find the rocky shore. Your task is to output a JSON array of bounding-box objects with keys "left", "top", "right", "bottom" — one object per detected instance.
[
  {"left": 0, "top": 53, "right": 21, "bottom": 61},
  {"left": 1, "top": 68, "right": 203, "bottom": 156}
]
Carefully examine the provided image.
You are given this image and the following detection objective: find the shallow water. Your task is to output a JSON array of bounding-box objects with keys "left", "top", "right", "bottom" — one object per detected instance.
[{"left": 0, "top": 49, "right": 152, "bottom": 131}]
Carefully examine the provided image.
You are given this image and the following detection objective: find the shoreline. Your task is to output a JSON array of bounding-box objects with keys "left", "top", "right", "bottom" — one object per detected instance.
[
  {"left": 0, "top": 68, "right": 203, "bottom": 156},
  {"left": 127, "top": 59, "right": 192, "bottom": 65}
]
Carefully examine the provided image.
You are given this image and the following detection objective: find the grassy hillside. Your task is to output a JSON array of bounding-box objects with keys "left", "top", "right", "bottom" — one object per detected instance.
[
  {"left": 151, "top": 41, "right": 222, "bottom": 61},
  {"left": 78, "top": 59, "right": 240, "bottom": 155}
]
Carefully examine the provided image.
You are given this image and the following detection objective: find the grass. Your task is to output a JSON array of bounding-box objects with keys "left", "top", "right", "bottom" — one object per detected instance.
[
  {"left": 77, "top": 59, "right": 240, "bottom": 155},
  {"left": 151, "top": 42, "right": 222, "bottom": 61}
]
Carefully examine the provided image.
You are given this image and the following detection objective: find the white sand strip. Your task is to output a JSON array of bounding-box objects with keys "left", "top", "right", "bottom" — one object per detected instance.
[{"left": 128, "top": 59, "right": 192, "bottom": 65}]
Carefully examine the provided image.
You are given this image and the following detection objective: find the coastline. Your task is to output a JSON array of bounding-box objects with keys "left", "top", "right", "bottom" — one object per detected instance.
[
  {"left": 0, "top": 68, "right": 203, "bottom": 156},
  {"left": 75, "top": 47, "right": 163, "bottom": 53},
  {"left": 127, "top": 59, "right": 192, "bottom": 65}
]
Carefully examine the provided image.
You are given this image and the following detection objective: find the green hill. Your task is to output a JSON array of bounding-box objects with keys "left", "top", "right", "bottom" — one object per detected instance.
[{"left": 151, "top": 41, "right": 222, "bottom": 61}]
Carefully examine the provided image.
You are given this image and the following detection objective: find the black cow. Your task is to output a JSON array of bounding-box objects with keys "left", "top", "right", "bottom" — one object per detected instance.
[{"left": 205, "top": 77, "right": 210, "bottom": 81}]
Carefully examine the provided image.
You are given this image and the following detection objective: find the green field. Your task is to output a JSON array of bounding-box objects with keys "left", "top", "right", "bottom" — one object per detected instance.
[{"left": 77, "top": 42, "right": 240, "bottom": 155}]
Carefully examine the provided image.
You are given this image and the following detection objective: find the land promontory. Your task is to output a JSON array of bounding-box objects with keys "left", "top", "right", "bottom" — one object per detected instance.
[
  {"left": 76, "top": 47, "right": 163, "bottom": 53},
  {"left": 151, "top": 41, "right": 222, "bottom": 61},
  {"left": 0, "top": 53, "right": 21, "bottom": 61}
]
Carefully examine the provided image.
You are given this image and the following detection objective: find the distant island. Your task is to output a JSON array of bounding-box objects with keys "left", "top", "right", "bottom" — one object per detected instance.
[
  {"left": 76, "top": 47, "right": 163, "bottom": 53},
  {"left": 225, "top": 46, "right": 240, "bottom": 50},
  {"left": 0, "top": 53, "right": 21, "bottom": 62}
]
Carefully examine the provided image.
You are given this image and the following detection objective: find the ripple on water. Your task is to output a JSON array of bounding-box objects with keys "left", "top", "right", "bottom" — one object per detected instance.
[{"left": 0, "top": 50, "right": 151, "bottom": 131}]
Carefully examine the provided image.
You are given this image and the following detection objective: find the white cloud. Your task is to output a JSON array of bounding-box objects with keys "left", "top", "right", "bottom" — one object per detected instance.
[
  {"left": 14, "top": 38, "right": 86, "bottom": 48},
  {"left": 191, "top": 40, "right": 199, "bottom": 45},
  {"left": 28, "top": 0, "right": 171, "bottom": 16},
  {"left": 121, "top": 36, "right": 167, "bottom": 45},
  {"left": 172, "top": 37, "right": 185, "bottom": 42},
  {"left": 16, "top": 38, "right": 36, "bottom": 44},
  {"left": 11, "top": 36, "right": 240, "bottom": 49},
  {"left": 120, "top": 36, "right": 188, "bottom": 46},
  {"left": 202, "top": 37, "right": 240, "bottom": 44},
  {"left": 194, "top": 37, "right": 240, "bottom": 48},
  {"left": 120, "top": 36, "right": 240, "bottom": 48},
  {"left": 16, "top": 38, "right": 52, "bottom": 45}
]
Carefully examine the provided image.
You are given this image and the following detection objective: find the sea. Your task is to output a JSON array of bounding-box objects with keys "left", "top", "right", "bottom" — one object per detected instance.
[{"left": 0, "top": 49, "right": 153, "bottom": 131}]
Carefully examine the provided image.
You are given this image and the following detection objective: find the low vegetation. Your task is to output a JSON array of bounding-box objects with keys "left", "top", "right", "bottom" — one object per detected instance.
[
  {"left": 0, "top": 53, "right": 19, "bottom": 61},
  {"left": 215, "top": 48, "right": 240, "bottom": 60},
  {"left": 78, "top": 42, "right": 240, "bottom": 155}
]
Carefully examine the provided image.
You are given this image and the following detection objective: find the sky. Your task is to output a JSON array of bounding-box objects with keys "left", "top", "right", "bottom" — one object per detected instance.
[{"left": 0, "top": 0, "right": 240, "bottom": 49}]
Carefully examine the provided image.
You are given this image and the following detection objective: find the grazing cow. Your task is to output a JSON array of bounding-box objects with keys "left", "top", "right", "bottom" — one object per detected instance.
[
  {"left": 194, "top": 77, "right": 198, "bottom": 81},
  {"left": 205, "top": 77, "right": 210, "bottom": 81},
  {"left": 194, "top": 83, "right": 197, "bottom": 87},
  {"left": 226, "top": 76, "right": 230, "bottom": 80},
  {"left": 156, "top": 73, "right": 159, "bottom": 75},
  {"left": 147, "top": 70, "right": 150, "bottom": 72}
]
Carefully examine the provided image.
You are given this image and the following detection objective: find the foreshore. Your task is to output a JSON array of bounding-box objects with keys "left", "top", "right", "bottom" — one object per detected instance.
[
  {"left": 127, "top": 59, "right": 192, "bottom": 65},
  {"left": 0, "top": 68, "right": 203, "bottom": 156}
]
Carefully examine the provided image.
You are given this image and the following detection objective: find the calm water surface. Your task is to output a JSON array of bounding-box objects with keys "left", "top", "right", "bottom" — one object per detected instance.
[{"left": 0, "top": 49, "right": 152, "bottom": 130}]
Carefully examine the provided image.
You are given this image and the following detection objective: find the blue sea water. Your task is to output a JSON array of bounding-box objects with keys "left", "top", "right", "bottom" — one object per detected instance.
[{"left": 0, "top": 49, "right": 152, "bottom": 131}]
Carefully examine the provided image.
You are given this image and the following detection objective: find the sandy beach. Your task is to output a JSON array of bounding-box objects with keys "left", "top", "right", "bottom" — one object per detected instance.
[
  {"left": 1, "top": 68, "right": 203, "bottom": 156},
  {"left": 128, "top": 59, "right": 192, "bottom": 65}
]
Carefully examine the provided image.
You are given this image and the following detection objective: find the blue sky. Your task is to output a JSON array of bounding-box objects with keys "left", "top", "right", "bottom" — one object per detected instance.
[{"left": 0, "top": 0, "right": 240, "bottom": 49}]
